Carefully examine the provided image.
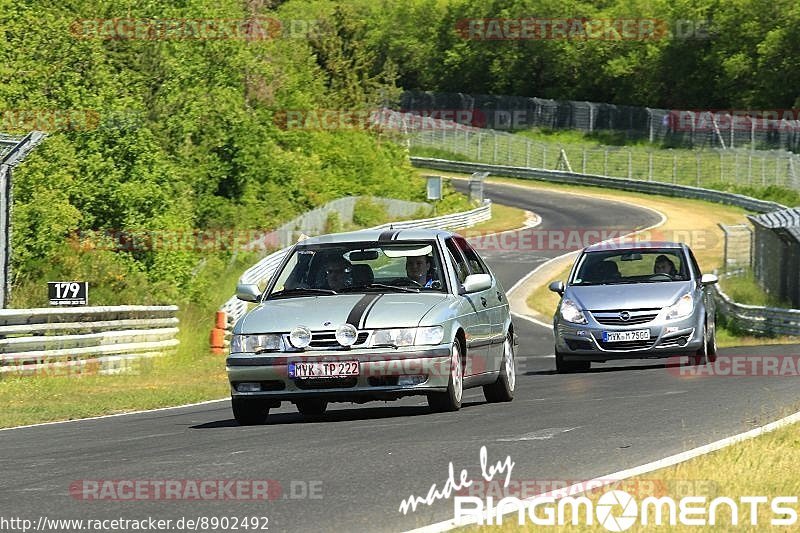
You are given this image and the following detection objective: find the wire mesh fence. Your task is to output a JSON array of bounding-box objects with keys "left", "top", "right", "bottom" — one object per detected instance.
[
  {"left": 407, "top": 126, "right": 800, "bottom": 191},
  {"left": 399, "top": 91, "right": 800, "bottom": 153}
]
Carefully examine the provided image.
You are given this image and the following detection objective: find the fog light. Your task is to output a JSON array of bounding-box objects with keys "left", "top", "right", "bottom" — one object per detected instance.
[
  {"left": 398, "top": 375, "right": 426, "bottom": 386},
  {"left": 237, "top": 382, "right": 261, "bottom": 392},
  {"left": 336, "top": 323, "right": 358, "bottom": 347},
  {"left": 289, "top": 326, "right": 312, "bottom": 348}
]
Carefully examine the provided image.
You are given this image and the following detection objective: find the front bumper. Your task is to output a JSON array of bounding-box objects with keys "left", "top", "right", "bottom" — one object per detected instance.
[
  {"left": 554, "top": 313, "right": 703, "bottom": 361},
  {"left": 226, "top": 345, "right": 452, "bottom": 402}
]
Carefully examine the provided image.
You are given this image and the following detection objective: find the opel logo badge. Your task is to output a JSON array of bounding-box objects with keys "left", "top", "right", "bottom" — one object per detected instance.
[
  {"left": 619, "top": 311, "right": 630, "bottom": 321},
  {"left": 323, "top": 321, "right": 332, "bottom": 326}
]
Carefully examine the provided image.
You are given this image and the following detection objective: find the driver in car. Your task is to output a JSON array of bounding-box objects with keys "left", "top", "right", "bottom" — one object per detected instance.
[
  {"left": 653, "top": 254, "right": 677, "bottom": 276},
  {"left": 323, "top": 257, "right": 353, "bottom": 291},
  {"left": 405, "top": 255, "right": 435, "bottom": 288}
]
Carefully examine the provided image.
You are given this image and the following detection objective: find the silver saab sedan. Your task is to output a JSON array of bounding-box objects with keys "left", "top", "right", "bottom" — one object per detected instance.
[
  {"left": 548, "top": 241, "right": 718, "bottom": 373},
  {"left": 227, "top": 229, "right": 515, "bottom": 425}
]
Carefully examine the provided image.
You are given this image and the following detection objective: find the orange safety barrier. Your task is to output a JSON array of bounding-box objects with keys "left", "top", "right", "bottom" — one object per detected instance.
[{"left": 210, "top": 311, "right": 228, "bottom": 354}]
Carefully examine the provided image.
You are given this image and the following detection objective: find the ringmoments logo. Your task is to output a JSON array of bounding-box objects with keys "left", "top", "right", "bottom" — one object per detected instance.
[{"left": 454, "top": 489, "right": 799, "bottom": 529}]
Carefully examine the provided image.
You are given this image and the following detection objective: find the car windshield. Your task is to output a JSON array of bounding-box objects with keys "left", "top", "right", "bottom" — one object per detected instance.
[
  {"left": 571, "top": 249, "right": 688, "bottom": 285},
  {"left": 267, "top": 240, "right": 446, "bottom": 298}
]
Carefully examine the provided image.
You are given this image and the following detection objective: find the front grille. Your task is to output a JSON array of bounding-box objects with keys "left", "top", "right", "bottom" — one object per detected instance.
[
  {"left": 368, "top": 376, "right": 399, "bottom": 387},
  {"left": 307, "top": 331, "right": 369, "bottom": 349},
  {"left": 566, "top": 338, "right": 594, "bottom": 351},
  {"left": 295, "top": 377, "right": 358, "bottom": 389},
  {"left": 593, "top": 313, "right": 659, "bottom": 325},
  {"left": 598, "top": 339, "right": 656, "bottom": 351}
]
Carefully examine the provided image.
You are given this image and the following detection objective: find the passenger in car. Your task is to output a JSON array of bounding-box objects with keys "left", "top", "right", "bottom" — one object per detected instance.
[{"left": 653, "top": 255, "right": 677, "bottom": 275}]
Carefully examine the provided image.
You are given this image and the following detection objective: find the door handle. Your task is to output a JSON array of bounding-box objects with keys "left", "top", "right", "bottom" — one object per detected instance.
[
  {"left": 497, "top": 291, "right": 503, "bottom": 301},
  {"left": 480, "top": 296, "right": 487, "bottom": 307}
]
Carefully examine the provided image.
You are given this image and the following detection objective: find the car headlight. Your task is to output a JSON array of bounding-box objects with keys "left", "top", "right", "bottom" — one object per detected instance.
[
  {"left": 560, "top": 299, "right": 587, "bottom": 325},
  {"left": 665, "top": 293, "right": 693, "bottom": 320},
  {"left": 231, "top": 333, "right": 282, "bottom": 353},
  {"left": 370, "top": 326, "right": 444, "bottom": 347}
]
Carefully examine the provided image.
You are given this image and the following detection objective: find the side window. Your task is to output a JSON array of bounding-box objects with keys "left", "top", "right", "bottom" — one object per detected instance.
[
  {"left": 455, "top": 237, "right": 488, "bottom": 275},
  {"left": 445, "top": 239, "right": 469, "bottom": 284}
]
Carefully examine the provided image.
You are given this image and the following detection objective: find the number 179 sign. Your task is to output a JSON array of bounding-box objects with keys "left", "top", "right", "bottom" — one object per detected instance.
[{"left": 48, "top": 281, "right": 88, "bottom": 306}]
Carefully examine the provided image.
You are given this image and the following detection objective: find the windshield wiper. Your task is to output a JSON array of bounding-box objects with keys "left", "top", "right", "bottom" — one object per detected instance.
[
  {"left": 365, "top": 283, "right": 420, "bottom": 293},
  {"left": 269, "top": 287, "right": 337, "bottom": 298}
]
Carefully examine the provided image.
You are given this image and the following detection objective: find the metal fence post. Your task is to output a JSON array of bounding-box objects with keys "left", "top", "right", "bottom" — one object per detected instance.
[
  {"left": 582, "top": 148, "right": 587, "bottom": 174},
  {"left": 477, "top": 132, "right": 482, "bottom": 160},
  {"left": 696, "top": 152, "right": 701, "bottom": 186},
  {"left": 673, "top": 153, "right": 677, "bottom": 183},
  {"left": 628, "top": 151, "right": 633, "bottom": 179},
  {"left": 747, "top": 153, "right": 752, "bottom": 185},
  {"left": 648, "top": 152, "right": 653, "bottom": 181},
  {"left": 0, "top": 165, "right": 9, "bottom": 308},
  {"left": 493, "top": 132, "right": 498, "bottom": 163},
  {"left": 542, "top": 145, "right": 547, "bottom": 168},
  {"left": 526, "top": 140, "right": 531, "bottom": 167},
  {"left": 720, "top": 152, "right": 724, "bottom": 182},
  {"left": 604, "top": 148, "right": 608, "bottom": 176}
]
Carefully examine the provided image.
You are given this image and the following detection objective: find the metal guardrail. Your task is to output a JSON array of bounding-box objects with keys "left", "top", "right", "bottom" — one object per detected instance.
[
  {"left": 0, "top": 305, "right": 180, "bottom": 374},
  {"left": 217, "top": 200, "right": 492, "bottom": 330},
  {"left": 712, "top": 285, "right": 800, "bottom": 336},
  {"left": 410, "top": 157, "right": 787, "bottom": 213}
]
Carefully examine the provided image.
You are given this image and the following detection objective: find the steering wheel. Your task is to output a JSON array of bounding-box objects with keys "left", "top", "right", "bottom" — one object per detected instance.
[{"left": 391, "top": 277, "right": 423, "bottom": 287}]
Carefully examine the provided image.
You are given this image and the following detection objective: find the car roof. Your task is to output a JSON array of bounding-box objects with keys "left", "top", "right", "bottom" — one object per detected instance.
[
  {"left": 583, "top": 240, "right": 685, "bottom": 252},
  {"left": 296, "top": 228, "right": 455, "bottom": 246}
]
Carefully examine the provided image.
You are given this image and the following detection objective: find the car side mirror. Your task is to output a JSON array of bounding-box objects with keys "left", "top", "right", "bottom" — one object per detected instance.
[
  {"left": 548, "top": 281, "right": 565, "bottom": 295},
  {"left": 460, "top": 273, "right": 492, "bottom": 294},
  {"left": 236, "top": 282, "right": 262, "bottom": 302},
  {"left": 700, "top": 274, "right": 718, "bottom": 286}
]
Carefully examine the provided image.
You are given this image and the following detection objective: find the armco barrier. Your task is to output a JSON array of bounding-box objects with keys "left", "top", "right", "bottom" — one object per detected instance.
[
  {"left": 410, "top": 157, "right": 787, "bottom": 213},
  {"left": 0, "top": 305, "right": 179, "bottom": 374},
  {"left": 712, "top": 285, "right": 800, "bottom": 336},
  {"left": 410, "top": 157, "right": 800, "bottom": 336},
  {"left": 213, "top": 199, "right": 492, "bottom": 344}
]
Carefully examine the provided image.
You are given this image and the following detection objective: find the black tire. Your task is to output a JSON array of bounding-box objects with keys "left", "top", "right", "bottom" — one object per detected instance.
[
  {"left": 484, "top": 333, "right": 515, "bottom": 403},
  {"left": 693, "top": 323, "right": 709, "bottom": 366},
  {"left": 428, "top": 340, "right": 464, "bottom": 412},
  {"left": 555, "top": 349, "right": 590, "bottom": 373},
  {"left": 232, "top": 398, "right": 270, "bottom": 426},
  {"left": 706, "top": 322, "right": 718, "bottom": 363},
  {"left": 296, "top": 399, "right": 328, "bottom": 417}
]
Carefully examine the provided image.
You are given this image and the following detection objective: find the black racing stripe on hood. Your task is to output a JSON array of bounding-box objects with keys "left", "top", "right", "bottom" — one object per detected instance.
[
  {"left": 358, "top": 294, "right": 383, "bottom": 328},
  {"left": 378, "top": 230, "right": 398, "bottom": 241},
  {"left": 346, "top": 294, "right": 381, "bottom": 327}
]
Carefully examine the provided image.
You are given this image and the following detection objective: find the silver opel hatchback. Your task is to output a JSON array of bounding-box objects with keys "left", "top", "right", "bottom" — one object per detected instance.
[
  {"left": 549, "top": 241, "right": 718, "bottom": 373},
  {"left": 227, "top": 229, "right": 515, "bottom": 424}
]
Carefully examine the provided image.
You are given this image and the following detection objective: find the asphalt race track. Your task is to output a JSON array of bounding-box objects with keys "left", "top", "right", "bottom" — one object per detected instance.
[{"left": 2, "top": 181, "right": 799, "bottom": 532}]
